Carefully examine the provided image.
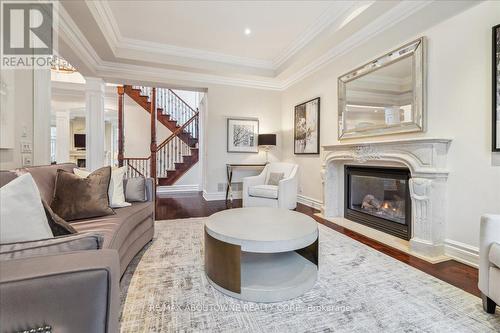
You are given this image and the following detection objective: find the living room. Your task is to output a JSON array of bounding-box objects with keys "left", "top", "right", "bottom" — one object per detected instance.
[{"left": 1, "top": 1, "right": 499, "bottom": 332}]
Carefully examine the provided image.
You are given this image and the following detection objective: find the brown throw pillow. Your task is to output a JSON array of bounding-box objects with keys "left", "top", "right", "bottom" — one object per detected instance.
[
  {"left": 51, "top": 166, "right": 115, "bottom": 221},
  {"left": 42, "top": 200, "right": 77, "bottom": 236}
]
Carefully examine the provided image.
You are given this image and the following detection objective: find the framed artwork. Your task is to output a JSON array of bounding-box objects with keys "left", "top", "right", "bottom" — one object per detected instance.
[
  {"left": 493, "top": 24, "right": 500, "bottom": 151},
  {"left": 227, "top": 118, "right": 259, "bottom": 153},
  {"left": 294, "top": 97, "right": 320, "bottom": 154}
]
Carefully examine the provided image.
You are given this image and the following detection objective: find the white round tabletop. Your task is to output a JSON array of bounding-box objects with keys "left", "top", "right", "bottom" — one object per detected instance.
[{"left": 205, "top": 207, "right": 318, "bottom": 253}]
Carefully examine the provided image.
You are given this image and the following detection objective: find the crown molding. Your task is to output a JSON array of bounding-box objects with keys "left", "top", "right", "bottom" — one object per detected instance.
[
  {"left": 86, "top": 0, "right": 274, "bottom": 70},
  {"left": 85, "top": 0, "right": 120, "bottom": 53},
  {"left": 86, "top": 0, "right": 369, "bottom": 72},
  {"left": 281, "top": 0, "right": 433, "bottom": 89},
  {"left": 60, "top": 0, "right": 433, "bottom": 91},
  {"left": 58, "top": 7, "right": 283, "bottom": 90},
  {"left": 272, "top": 1, "right": 368, "bottom": 69},
  {"left": 57, "top": 4, "right": 100, "bottom": 72},
  {"left": 96, "top": 61, "right": 283, "bottom": 90}
]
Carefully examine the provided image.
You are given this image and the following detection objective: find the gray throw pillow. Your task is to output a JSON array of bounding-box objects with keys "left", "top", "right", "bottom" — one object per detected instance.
[
  {"left": 0, "top": 233, "right": 103, "bottom": 261},
  {"left": 51, "top": 166, "right": 115, "bottom": 221},
  {"left": 267, "top": 172, "right": 284, "bottom": 186},
  {"left": 124, "top": 177, "right": 146, "bottom": 202}
]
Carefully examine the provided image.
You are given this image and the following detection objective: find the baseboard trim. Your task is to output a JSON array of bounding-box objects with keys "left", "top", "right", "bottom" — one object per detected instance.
[
  {"left": 297, "top": 194, "right": 323, "bottom": 211},
  {"left": 202, "top": 192, "right": 322, "bottom": 208},
  {"left": 444, "top": 239, "right": 479, "bottom": 268},
  {"left": 157, "top": 185, "right": 201, "bottom": 193},
  {"left": 203, "top": 190, "right": 242, "bottom": 201}
]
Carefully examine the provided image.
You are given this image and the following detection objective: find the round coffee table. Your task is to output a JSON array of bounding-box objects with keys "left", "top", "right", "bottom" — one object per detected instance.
[{"left": 204, "top": 207, "right": 318, "bottom": 303}]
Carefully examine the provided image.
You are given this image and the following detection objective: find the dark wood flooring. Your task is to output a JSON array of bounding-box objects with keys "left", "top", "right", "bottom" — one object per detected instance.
[{"left": 156, "top": 192, "right": 480, "bottom": 298}]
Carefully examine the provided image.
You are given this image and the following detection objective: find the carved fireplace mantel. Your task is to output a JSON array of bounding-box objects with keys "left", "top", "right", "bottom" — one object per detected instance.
[{"left": 321, "top": 138, "right": 452, "bottom": 259}]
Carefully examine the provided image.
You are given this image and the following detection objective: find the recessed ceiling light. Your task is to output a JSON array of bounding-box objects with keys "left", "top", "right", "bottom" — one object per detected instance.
[{"left": 244, "top": 28, "right": 251, "bottom": 36}]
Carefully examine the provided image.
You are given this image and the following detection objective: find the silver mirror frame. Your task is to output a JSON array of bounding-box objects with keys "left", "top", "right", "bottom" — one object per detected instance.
[{"left": 338, "top": 37, "right": 425, "bottom": 140}]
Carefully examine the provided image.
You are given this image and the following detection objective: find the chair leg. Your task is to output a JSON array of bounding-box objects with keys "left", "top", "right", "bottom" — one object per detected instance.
[{"left": 482, "top": 293, "right": 497, "bottom": 314}]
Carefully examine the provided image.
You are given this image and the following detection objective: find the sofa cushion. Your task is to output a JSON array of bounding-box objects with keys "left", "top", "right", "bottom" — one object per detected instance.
[
  {"left": 248, "top": 185, "right": 278, "bottom": 199},
  {"left": 489, "top": 243, "right": 500, "bottom": 268},
  {"left": 0, "top": 174, "right": 54, "bottom": 244},
  {"left": 0, "top": 233, "right": 103, "bottom": 261},
  {"left": 20, "top": 163, "right": 76, "bottom": 205},
  {"left": 267, "top": 172, "right": 284, "bottom": 186},
  {"left": 124, "top": 177, "right": 147, "bottom": 202},
  {"left": 70, "top": 202, "right": 153, "bottom": 251},
  {"left": 74, "top": 167, "right": 131, "bottom": 208},
  {"left": 51, "top": 167, "right": 115, "bottom": 221},
  {"left": 264, "top": 163, "right": 296, "bottom": 184}
]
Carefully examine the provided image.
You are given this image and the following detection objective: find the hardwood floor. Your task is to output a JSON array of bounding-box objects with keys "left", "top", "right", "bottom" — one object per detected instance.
[{"left": 156, "top": 192, "right": 480, "bottom": 297}]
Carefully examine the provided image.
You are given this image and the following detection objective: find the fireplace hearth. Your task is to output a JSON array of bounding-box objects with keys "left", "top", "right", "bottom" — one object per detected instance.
[{"left": 344, "top": 166, "right": 411, "bottom": 240}]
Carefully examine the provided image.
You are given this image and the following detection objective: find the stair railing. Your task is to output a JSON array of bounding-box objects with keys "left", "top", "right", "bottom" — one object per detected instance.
[
  {"left": 131, "top": 85, "right": 198, "bottom": 140},
  {"left": 123, "top": 157, "right": 151, "bottom": 178},
  {"left": 156, "top": 112, "right": 199, "bottom": 178},
  {"left": 123, "top": 112, "right": 199, "bottom": 179}
]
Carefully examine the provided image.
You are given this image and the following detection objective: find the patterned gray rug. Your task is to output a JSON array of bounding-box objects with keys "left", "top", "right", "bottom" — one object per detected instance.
[{"left": 120, "top": 218, "right": 500, "bottom": 332}]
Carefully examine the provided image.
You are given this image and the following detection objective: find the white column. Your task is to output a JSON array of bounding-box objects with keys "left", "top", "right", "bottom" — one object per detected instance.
[
  {"left": 85, "top": 77, "right": 105, "bottom": 171},
  {"left": 55, "top": 111, "right": 70, "bottom": 163},
  {"left": 33, "top": 68, "right": 51, "bottom": 165}
]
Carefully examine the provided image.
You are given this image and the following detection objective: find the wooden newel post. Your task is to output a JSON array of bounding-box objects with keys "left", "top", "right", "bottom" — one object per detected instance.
[
  {"left": 117, "top": 86, "right": 124, "bottom": 167},
  {"left": 150, "top": 88, "right": 157, "bottom": 183}
]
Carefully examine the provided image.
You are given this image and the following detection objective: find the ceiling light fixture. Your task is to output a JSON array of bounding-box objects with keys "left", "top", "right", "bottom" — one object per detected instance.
[
  {"left": 244, "top": 28, "right": 251, "bottom": 36},
  {"left": 51, "top": 55, "right": 77, "bottom": 74}
]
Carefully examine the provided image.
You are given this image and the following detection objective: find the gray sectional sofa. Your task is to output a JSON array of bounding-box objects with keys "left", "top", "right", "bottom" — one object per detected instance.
[{"left": 0, "top": 163, "right": 155, "bottom": 333}]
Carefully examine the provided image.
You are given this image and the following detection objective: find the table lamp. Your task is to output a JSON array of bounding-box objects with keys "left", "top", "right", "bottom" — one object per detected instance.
[{"left": 258, "top": 134, "right": 276, "bottom": 163}]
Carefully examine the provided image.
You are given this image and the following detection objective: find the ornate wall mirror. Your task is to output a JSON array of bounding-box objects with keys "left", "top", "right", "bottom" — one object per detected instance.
[{"left": 338, "top": 37, "right": 425, "bottom": 140}]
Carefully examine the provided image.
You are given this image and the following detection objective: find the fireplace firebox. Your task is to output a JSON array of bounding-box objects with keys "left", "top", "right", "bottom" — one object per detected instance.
[{"left": 344, "top": 166, "right": 411, "bottom": 240}]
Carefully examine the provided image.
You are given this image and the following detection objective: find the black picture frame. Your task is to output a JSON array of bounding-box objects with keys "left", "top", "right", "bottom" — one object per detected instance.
[
  {"left": 226, "top": 117, "right": 259, "bottom": 153},
  {"left": 493, "top": 24, "right": 500, "bottom": 152},
  {"left": 294, "top": 97, "right": 320, "bottom": 155}
]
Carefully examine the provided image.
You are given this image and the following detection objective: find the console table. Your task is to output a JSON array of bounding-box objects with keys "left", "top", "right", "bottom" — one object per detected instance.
[{"left": 226, "top": 163, "right": 266, "bottom": 204}]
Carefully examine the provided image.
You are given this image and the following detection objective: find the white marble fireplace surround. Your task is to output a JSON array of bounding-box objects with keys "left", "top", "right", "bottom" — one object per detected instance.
[{"left": 321, "top": 138, "right": 452, "bottom": 262}]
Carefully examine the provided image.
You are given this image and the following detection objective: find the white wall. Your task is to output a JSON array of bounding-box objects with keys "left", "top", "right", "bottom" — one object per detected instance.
[
  {"left": 281, "top": 1, "right": 500, "bottom": 252},
  {"left": 123, "top": 95, "right": 171, "bottom": 157},
  {"left": 204, "top": 84, "right": 282, "bottom": 198},
  {"left": 0, "top": 69, "right": 34, "bottom": 170}
]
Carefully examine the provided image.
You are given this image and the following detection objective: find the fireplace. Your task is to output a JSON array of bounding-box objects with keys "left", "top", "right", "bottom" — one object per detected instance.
[{"left": 344, "top": 166, "right": 411, "bottom": 240}]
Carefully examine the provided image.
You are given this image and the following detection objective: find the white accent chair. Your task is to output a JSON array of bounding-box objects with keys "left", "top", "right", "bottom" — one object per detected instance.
[
  {"left": 242, "top": 162, "right": 299, "bottom": 210},
  {"left": 479, "top": 214, "right": 500, "bottom": 314}
]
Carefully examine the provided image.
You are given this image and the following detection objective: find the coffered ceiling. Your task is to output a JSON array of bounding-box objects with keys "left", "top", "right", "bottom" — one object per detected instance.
[{"left": 57, "top": 0, "right": 478, "bottom": 90}]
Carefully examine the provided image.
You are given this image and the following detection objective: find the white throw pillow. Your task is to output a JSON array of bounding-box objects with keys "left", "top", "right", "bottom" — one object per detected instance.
[
  {"left": 74, "top": 167, "right": 131, "bottom": 208},
  {"left": 0, "top": 173, "right": 54, "bottom": 244}
]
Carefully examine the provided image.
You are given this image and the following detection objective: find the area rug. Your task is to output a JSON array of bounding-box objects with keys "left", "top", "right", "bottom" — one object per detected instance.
[{"left": 120, "top": 218, "right": 500, "bottom": 332}]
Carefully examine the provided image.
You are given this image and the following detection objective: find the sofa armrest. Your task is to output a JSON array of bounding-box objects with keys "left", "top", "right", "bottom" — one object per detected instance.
[
  {"left": 479, "top": 214, "right": 500, "bottom": 296},
  {"left": 0, "top": 250, "right": 120, "bottom": 333},
  {"left": 145, "top": 177, "right": 155, "bottom": 202},
  {"left": 278, "top": 174, "right": 298, "bottom": 210}
]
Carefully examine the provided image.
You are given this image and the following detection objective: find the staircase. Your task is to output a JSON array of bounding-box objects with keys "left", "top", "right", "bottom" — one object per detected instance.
[{"left": 120, "top": 85, "right": 199, "bottom": 186}]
